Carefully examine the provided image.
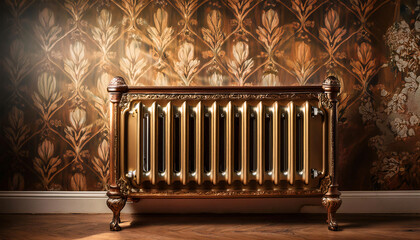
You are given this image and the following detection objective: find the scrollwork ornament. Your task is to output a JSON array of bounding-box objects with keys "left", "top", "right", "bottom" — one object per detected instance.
[
  {"left": 126, "top": 188, "right": 323, "bottom": 197},
  {"left": 116, "top": 177, "right": 131, "bottom": 196},
  {"left": 320, "top": 175, "right": 332, "bottom": 194},
  {"left": 318, "top": 93, "right": 333, "bottom": 109},
  {"left": 120, "top": 93, "right": 320, "bottom": 108}
]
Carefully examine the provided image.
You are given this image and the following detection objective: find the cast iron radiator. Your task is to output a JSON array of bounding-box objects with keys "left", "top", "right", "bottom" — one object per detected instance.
[{"left": 106, "top": 76, "right": 342, "bottom": 231}]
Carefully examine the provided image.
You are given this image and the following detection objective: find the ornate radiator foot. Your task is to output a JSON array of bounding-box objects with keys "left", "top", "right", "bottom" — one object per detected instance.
[
  {"left": 322, "top": 185, "right": 342, "bottom": 231},
  {"left": 107, "top": 187, "right": 126, "bottom": 231}
]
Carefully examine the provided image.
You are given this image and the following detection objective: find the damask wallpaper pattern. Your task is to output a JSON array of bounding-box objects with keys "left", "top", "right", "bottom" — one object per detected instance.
[{"left": 0, "top": 0, "right": 418, "bottom": 191}]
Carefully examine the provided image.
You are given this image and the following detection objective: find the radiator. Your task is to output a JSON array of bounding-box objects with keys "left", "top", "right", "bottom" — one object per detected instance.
[{"left": 106, "top": 77, "right": 342, "bottom": 231}]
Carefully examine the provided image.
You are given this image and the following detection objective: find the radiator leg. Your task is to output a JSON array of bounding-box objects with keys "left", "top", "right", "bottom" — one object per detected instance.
[
  {"left": 107, "top": 187, "right": 127, "bottom": 231},
  {"left": 322, "top": 185, "right": 342, "bottom": 231}
]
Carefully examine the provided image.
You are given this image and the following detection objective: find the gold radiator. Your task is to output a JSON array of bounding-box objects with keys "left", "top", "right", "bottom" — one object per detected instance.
[
  {"left": 122, "top": 98, "right": 325, "bottom": 189},
  {"left": 106, "top": 77, "right": 342, "bottom": 231}
]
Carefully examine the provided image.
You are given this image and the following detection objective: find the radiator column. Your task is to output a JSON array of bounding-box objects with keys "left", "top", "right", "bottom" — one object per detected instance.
[
  {"left": 303, "top": 101, "right": 310, "bottom": 184},
  {"left": 135, "top": 103, "right": 142, "bottom": 185},
  {"left": 287, "top": 102, "right": 295, "bottom": 185},
  {"left": 195, "top": 102, "right": 203, "bottom": 185},
  {"left": 256, "top": 102, "right": 264, "bottom": 185},
  {"left": 272, "top": 101, "right": 280, "bottom": 185},
  {"left": 150, "top": 103, "right": 157, "bottom": 185},
  {"left": 211, "top": 102, "right": 219, "bottom": 185},
  {"left": 165, "top": 102, "right": 173, "bottom": 185},
  {"left": 241, "top": 101, "right": 249, "bottom": 185},
  {"left": 226, "top": 102, "right": 234, "bottom": 185},
  {"left": 180, "top": 102, "right": 188, "bottom": 185}
]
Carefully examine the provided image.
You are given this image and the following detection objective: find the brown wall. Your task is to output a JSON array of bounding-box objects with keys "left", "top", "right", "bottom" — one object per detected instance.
[{"left": 0, "top": 0, "right": 419, "bottom": 191}]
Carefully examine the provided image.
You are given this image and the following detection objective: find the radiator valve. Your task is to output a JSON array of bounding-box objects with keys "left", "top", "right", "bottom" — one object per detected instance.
[
  {"left": 311, "top": 169, "right": 322, "bottom": 178},
  {"left": 126, "top": 170, "right": 136, "bottom": 179},
  {"left": 311, "top": 107, "right": 324, "bottom": 118}
]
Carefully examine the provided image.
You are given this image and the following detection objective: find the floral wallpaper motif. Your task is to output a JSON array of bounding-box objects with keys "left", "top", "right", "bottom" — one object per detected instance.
[{"left": 0, "top": 0, "right": 418, "bottom": 191}]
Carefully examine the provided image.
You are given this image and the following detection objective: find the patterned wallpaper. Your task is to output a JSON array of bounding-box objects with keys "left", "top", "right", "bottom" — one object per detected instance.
[{"left": 0, "top": 0, "right": 419, "bottom": 191}]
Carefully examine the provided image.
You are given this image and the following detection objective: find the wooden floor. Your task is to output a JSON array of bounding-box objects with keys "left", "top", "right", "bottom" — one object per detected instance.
[{"left": 0, "top": 213, "right": 419, "bottom": 240}]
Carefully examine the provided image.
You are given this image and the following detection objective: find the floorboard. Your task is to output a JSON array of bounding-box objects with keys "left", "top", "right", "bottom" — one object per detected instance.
[{"left": 0, "top": 214, "right": 419, "bottom": 239}]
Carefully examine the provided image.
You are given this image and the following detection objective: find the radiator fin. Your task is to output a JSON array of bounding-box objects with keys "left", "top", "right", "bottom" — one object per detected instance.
[
  {"left": 257, "top": 102, "right": 264, "bottom": 185},
  {"left": 272, "top": 102, "right": 280, "bottom": 185},
  {"left": 150, "top": 103, "right": 157, "bottom": 185},
  {"left": 226, "top": 102, "right": 234, "bottom": 184},
  {"left": 241, "top": 101, "right": 248, "bottom": 185},
  {"left": 180, "top": 102, "right": 188, "bottom": 185},
  {"left": 211, "top": 102, "right": 219, "bottom": 185},
  {"left": 303, "top": 101, "right": 310, "bottom": 184},
  {"left": 135, "top": 102, "right": 142, "bottom": 185},
  {"left": 165, "top": 102, "right": 172, "bottom": 185},
  {"left": 287, "top": 102, "right": 295, "bottom": 185},
  {"left": 195, "top": 102, "right": 203, "bottom": 184}
]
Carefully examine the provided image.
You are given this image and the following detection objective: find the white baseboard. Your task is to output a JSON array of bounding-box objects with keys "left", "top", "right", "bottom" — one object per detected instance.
[{"left": 0, "top": 191, "right": 419, "bottom": 214}]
